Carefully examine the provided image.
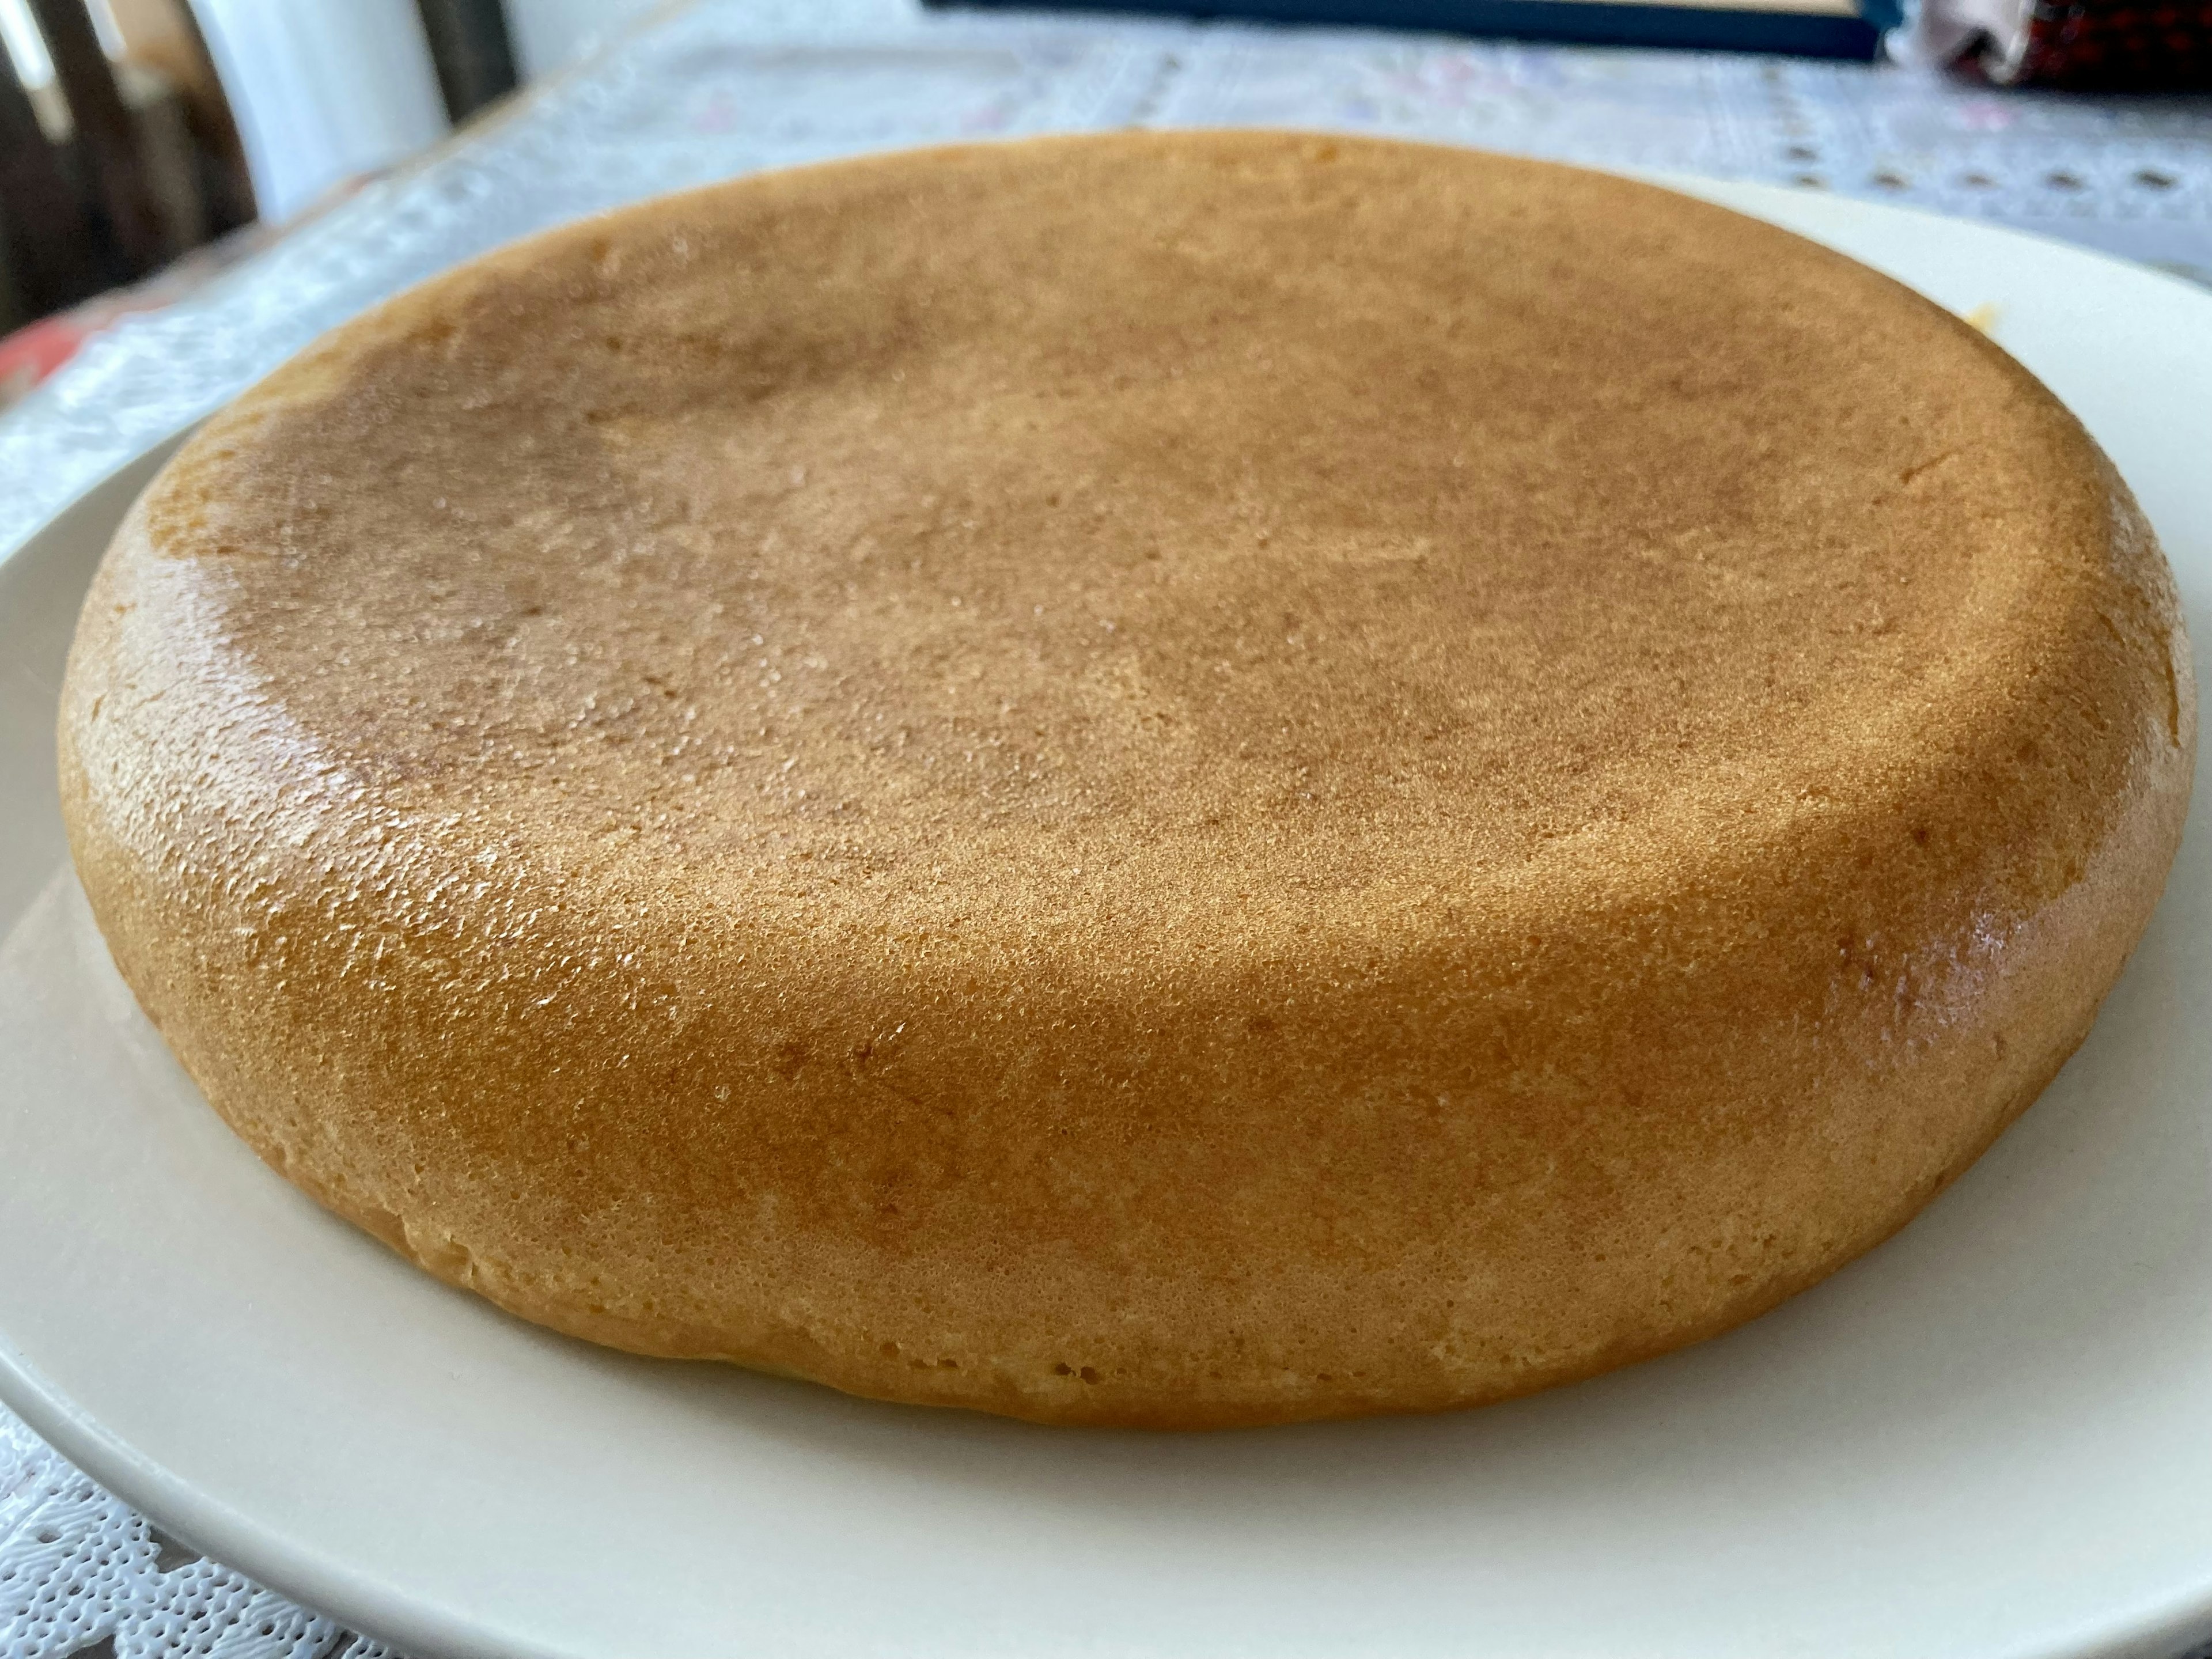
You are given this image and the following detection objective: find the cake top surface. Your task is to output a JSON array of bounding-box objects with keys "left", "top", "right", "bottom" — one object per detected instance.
[{"left": 131, "top": 131, "right": 2145, "bottom": 956}]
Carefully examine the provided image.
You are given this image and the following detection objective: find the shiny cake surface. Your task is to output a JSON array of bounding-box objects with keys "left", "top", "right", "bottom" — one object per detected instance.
[{"left": 59, "top": 133, "right": 2194, "bottom": 1426}]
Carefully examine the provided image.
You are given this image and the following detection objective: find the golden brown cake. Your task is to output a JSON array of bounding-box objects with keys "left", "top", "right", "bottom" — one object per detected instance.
[{"left": 58, "top": 132, "right": 2194, "bottom": 1428}]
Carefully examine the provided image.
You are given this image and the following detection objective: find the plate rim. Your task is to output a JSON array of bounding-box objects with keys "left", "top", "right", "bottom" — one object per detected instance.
[
  {"left": 0, "top": 430, "right": 494, "bottom": 1659},
  {"left": 5, "top": 172, "right": 2212, "bottom": 1659}
]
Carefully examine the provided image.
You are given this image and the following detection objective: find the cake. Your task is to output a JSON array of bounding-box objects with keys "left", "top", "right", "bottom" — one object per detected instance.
[{"left": 58, "top": 132, "right": 2194, "bottom": 1427}]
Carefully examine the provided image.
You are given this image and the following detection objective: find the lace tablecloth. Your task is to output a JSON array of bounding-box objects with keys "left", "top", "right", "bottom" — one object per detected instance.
[{"left": 3, "top": 3, "right": 2211, "bottom": 1653}]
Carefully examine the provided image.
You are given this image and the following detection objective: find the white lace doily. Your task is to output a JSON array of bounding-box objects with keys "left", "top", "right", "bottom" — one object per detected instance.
[{"left": 3, "top": 3, "right": 2210, "bottom": 1653}]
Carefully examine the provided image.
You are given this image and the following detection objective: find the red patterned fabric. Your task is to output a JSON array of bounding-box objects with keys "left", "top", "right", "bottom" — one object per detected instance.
[{"left": 1997, "top": 0, "right": 2212, "bottom": 85}]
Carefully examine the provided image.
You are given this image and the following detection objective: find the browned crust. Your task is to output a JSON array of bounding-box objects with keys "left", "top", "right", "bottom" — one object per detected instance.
[{"left": 58, "top": 133, "right": 2195, "bottom": 1427}]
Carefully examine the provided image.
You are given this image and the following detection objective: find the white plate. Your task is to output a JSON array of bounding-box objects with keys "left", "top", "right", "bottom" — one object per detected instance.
[{"left": 4, "top": 178, "right": 2212, "bottom": 1659}]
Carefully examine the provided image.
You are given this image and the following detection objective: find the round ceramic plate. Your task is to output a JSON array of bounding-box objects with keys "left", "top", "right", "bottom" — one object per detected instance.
[{"left": 3, "top": 176, "right": 2211, "bottom": 1659}]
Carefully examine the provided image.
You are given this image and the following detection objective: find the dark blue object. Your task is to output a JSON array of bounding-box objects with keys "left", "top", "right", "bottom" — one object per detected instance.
[{"left": 925, "top": 0, "right": 1897, "bottom": 58}]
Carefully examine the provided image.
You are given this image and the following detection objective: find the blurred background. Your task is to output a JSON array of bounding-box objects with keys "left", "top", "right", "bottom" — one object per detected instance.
[
  {"left": 0, "top": 0, "right": 661, "bottom": 393},
  {"left": 0, "top": 0, "right": 2204, "bottom": 409}
]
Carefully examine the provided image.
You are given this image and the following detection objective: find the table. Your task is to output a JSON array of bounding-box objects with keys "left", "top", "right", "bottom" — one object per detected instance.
[{"left": 2, "top": 2, "right": 2209, "bottom": 1653}]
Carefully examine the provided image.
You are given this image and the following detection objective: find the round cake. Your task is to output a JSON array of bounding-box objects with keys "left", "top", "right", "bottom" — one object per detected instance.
[{"left": 59, "top": 132, "right": 2193, "bottom": 1428}]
